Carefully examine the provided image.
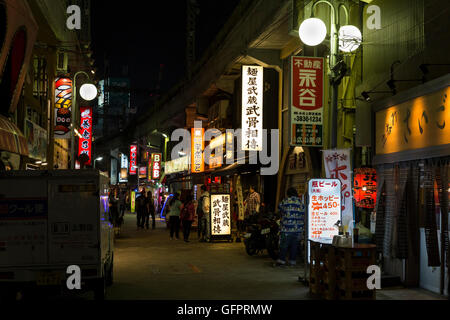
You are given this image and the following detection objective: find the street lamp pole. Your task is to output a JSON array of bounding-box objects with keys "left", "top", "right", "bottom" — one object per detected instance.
[
  {"left": 71, "top": 71, "right": 91, "bottom": 169},
  {"left": 310, "top": 0, "right": 348, "bottom": 149}
]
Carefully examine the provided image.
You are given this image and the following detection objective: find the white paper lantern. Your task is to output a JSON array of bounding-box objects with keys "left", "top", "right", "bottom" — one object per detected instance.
[
  {"left": 339, "top": 25, "right": 362, "bottom": 52},
  {"left": 299, "top": 18, "right": 327, "bottom": 46},
  {"left": 79, "top": 83, "right": 98, "bottom": 101}
]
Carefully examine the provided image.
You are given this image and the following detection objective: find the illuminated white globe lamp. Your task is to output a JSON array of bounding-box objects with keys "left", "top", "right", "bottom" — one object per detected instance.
[
  {"left": 298, "top": 18, "right": 327, "bottom": 46},
  {"left": 338, "top": 25, "right": 362, "bottom": 53},
  {"left": 79, "top": 83, "right": 98, "bottom": 101}
]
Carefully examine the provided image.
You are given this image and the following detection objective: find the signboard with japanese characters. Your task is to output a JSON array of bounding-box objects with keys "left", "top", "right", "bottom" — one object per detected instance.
[
  {"left": 308, "top": 179, "right": 341, "bottom": 241},
  {"left": 210, "top": 194, "right": 231, "bottom": 238},
  {"left": 242, "top": 65, "right": 263, "bottom": 151},
  {"left": 290, "top": 56, "right": 324, "bottom": 146},
  {"left": 77, "top": 106, "right": 92, "bottom": 165},
  {"left": 323, "top": 149, "right": 353, "bottom": 229},
  {"left": 54, "top": 77, "right": 72, "bottom": 139},
  {"left": 191, "top": 128, "right": 205, "bottom": 173},
  {"left": 151, "top": 153, "right": 162, "bottom": 180},
  {"left": 119, "top": 154, "right": 128, "bottom": 182},
  {"left": 375, "top": 86, "right": 450, "bottom": 155},
  {"left": 353, "top": 168, "right": 377, "bottom": 209},
  {"left": 129, "top": 145, "right": 137, "bottom": 175}
]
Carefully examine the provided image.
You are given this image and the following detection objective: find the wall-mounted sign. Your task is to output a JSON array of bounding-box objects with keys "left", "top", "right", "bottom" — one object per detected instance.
[
  {"left": 242, "top": 65, "right": 263, "bottom": 151},
  {"left": 24, "top": 120, "right": 47, "bottom": 161},
  {"left": 375, "top": 86, "right": 450, "bottom": 155},
  {"left": 191, "top": 128, "right": 205, "bottom": 173},
  {"left": 130, "top": 145, "right": 137, "bottom": 175},
  {"left": 151, "top": 153, "right": 162, "bottom": 180},
  {"left": 139, "top": 166, "right": 147, "bottom": 179},
  {"left": 290, "top": 56, "right": 324, "bottom": 146},
  {"left": 165, "top": 156, "right": 189, "bottom": 174},
  {"left": 78, "top": 106, "right": 92, "bottom": 165},
  {"left": 353, "top": 168, "right": 377, "bottom": 209},
  {"left": 308, "top": 179, "right": 341, "bottom": 241},
  {"left": 54, "top": 77, "right": 72, "bottom": 139},
  {"left": 119, "top": 153, "right": 128, "bottom": 182},
  {"left": 131, "top": 191, "right": 136, "bottom": 213},
  {"left": 323, "top": 149, "right": 353, "bottom": 229},
  {"left": 210, "top": 194, "right": 231, "bottom": 237},
  {"left": 120, "top": 168, "right": 128, "bottom": 181}
]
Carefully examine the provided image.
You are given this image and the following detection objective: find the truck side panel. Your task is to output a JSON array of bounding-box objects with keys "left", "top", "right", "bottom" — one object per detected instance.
[
  {"left": 47, "top": 178, "right": 100, "bottom": 265},
  {"left": 0, "top": 178, "right": 48, "bottom": 267}
]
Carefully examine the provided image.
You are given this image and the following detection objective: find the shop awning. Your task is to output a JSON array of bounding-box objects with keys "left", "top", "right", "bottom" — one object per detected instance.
[{"left": 0, "top": 115, "right": 29, "bottom": 156}]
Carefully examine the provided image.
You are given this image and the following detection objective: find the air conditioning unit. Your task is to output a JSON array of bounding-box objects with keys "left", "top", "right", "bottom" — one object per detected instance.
[{"left": 56, "top": 51, "right": 68, "bottom": 73}]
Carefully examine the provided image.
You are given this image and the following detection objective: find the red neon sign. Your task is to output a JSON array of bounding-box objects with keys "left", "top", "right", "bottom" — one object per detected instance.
[
  {"left": 130, "top": 145, "right": 137, "bottom": 175},
  {"left": 78, "top": 106, "right": 92, "bottom": 165}
]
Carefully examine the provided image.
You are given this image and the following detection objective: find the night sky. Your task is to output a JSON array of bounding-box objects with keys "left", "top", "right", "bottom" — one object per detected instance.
[{"left": 91, "top": 0, "right": 241, "bottom": 108}]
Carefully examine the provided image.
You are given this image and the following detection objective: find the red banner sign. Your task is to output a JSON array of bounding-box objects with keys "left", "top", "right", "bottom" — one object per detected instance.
[
  {"left": 78, "top": 106, "right": 92, "bottom": 165},
  {"left": 151, "top": 153, "right": 162, "bottom": 180},
  {"left": 130, "top": 145, "right": 137, "bottom": 175},
  {"left": 290, "top": 56, "right": 324, "bottom": 146}
]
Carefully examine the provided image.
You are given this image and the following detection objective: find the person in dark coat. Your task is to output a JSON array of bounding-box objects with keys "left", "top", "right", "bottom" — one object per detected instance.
[
  {"left": 146, "top": 191, "right": 156, "bottom": 230},
  {"left": 180, "top": 194, "right": 195, "bottom": 242},
  {"left": 136, "top": 189, "right": 148, "bottom": 230}
]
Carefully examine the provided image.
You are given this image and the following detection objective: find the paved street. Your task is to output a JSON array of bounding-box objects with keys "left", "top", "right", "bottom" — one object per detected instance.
[
  {"left": 104, "top": 213, "right": 446, "bottom": 300},
  {"left": 106, "top": 213, "right": 309, "bottom": 300}
]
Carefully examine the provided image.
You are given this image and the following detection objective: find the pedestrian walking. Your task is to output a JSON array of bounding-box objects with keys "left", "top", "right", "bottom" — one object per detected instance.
[
  {"left": 109, "top": 188, "right": 120, "bottom": 226},
  {"left": 198, "top": 185, "right": 210, "bottom": 242},
  {"left": 167, "top": 192, "right": 182, "bottom": 240},
  {"left": 136, "top": 189, "right": 148, "bottom": 230},
  {"left": 147, "top": 191, "right": 156, "bottom": 230},
  {"left": 180, "top": 194, "right": 195, "bottom": 242},
  {"left": 244, "top": 185, "right": 260, "bottom": 218},
  {"left": 274, "top": 187, "right": 305, "bottom": 267},
  {"left": 119, "top": 191, "right": 126, "bottom": 219}
]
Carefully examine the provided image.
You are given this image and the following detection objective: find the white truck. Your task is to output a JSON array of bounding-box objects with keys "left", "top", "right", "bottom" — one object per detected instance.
[{"left": 0, "top": 170, "right": 114, "bottom": 300}]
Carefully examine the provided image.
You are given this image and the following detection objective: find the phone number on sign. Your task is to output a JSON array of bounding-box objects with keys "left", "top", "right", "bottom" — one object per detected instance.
[{"left": 294, "top": 115, "right": 322, "bottom": 123}]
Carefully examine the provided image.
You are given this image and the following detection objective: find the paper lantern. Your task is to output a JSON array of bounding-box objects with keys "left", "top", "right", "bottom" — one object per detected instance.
[{"left": 353, "top": 168, "right": 377, "bottom": 208}]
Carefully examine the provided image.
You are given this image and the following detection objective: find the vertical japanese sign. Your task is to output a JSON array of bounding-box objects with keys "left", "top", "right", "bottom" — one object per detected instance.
[
  {"left": 308, "top": 179, "right": 341, "bottom": 240},
  {"left": 131, "top": 191, "right": 135, "bottom": 213},
  {"left": 78, "top": 106, "right": 92, "bottom": 165},
  {"left": 242, "top": 65, "right": 263, "bottom": 151},
  {"left": 191, "top": 128, "right": 205, "bottom": 173},
  {"left": 151, "top": 153, "right": 162, "bottom": 180},
  {"left": 54, "top": 77, "right": 72, "bottom": 139},
  {"left": 119, "top": 154, "right": 128, "bottom": 182},
  {"left": 210, "top": 194, "right": 231, "bottom": 236},
  {"left": 290, "top": 56, "right": 324, "bottom": 146},
  {"left": 129, "top": 145, "right": 137, "bottom": 175},
  {"left": 323, "top": 149, "right": 353, "bottom": 228}
]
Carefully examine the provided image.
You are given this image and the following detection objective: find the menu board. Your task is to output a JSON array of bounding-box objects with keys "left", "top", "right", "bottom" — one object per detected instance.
[
  {"left": 308, "top": 179, "right": 341, "bottom": 241},
  {"left": 210, "top": 194, "right": 231, "bottom": 237}
]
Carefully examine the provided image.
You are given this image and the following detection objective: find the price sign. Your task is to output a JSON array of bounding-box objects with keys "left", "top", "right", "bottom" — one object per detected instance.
[{"left": 308, "top": 179, "right": 341, "bottom": 241}]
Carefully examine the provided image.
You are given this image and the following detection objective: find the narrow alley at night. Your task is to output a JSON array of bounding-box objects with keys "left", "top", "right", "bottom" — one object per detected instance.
[{"left": 0, "top": 0, "right": 449, "bottom": 317}]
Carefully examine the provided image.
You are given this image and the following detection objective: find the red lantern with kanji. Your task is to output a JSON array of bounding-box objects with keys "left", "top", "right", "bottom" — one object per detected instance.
[{"left": 353, "top": 168, "right": 377, "bottom": 208}]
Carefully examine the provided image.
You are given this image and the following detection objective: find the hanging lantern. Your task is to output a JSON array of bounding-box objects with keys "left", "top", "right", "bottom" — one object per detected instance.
[{"left": 353, "top": 168, "right": 377, "bottom": 208}]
